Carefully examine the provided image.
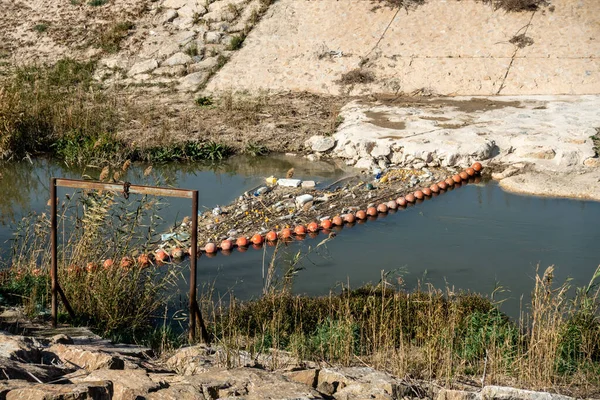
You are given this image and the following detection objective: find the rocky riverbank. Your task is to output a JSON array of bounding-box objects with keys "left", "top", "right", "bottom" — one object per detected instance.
[{"left": 0, "top": 325, "right": 592, "bottom": 400}]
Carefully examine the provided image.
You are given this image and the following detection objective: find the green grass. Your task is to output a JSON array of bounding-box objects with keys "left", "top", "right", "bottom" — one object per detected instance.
[
  {"left": 227, "top": 34, "right": 245, "bottom": 51},
  {"left": 33, "top": 23, "right": 49, "bottom": 34},
  {"left": 88, "top": 0, "right": 108, "bottom": 6}
]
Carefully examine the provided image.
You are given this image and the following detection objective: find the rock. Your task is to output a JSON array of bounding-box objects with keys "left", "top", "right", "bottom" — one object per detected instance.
[
  {"left": 283, "top": 369, "right": 319, "bottom": 387},
  {"left": 413, "top": 162, "right": 426, "bottom": 169},
  {"left": 306, "top": 153, "right": 321, "bottom": 162},
  {"left": 50, "top": 334, "right": 73, "bottom": 345},
  {"left": 147, "top": 384, "right": 206, "bottom": 400},
  {"left": 153, "top": 65, "right": 186, "bottom": 76},
  {"left": 480, "top": 385, "right": 574, "bottom": 400},
  {"left": 491, "top": 165, "right": 521, "bottom": 180},
  {"left": 0, "top": 334, "right": 41, "bottom": 362},
  {"left": 390, "top": 151, "right": 404, "bottom": 164},
  {"left": 165, "top": 345, "right": 213, "bottom": 376},
  {"left": 307, "top": 135, "right": 336, "bottom": 153},
  {"left": 128, "top": 59, "right": 158, "bottom": 76},
  {"left": 0, "top": 380, "right": 30, "bottom": 398},
  {"left": 371, "top": 142, "right": 391, "bottom": 158},
  {"left": 48, "top": 344, "right": 124, "bottom": 371},
  {"left": 6, "top": 381, "right": 113, "bottom": 400},
  {"left": 334, "top": 382, "right": 393, "bottom": 400},
  {"left": 157, "top": 43, "right": 180, "bottom": 59},
  {"left": 584, "top": 157, "right": 600, "bottom": 167},
  {"left": 174, "top": 30, "right": 197, "bottom": 46},
  {"left": 354, "top": 157, "right": 376, "bottom": 170},
  {"left": 163, "top": 0, "right": 187, "bottom": 9},
  {"left": 316, "top": 368, "right": 350, "bottom": 395},
  {"left": 436, "top": 388, "right": 479, "bottom": 400},
  {"left": 178, "top": 71, "right": 210, "bottom": 91},
  {"left": 189, "top": 57, "right": 219, "bottom": 72},
  {"left": 162, "top": 52, "right": 193, "bottom": 67},
  {"left": 0, "top": 358, "right": 69, "bottom": 383},
  {"left": 522, "top": 148, "right": 556, "bottom": 160},
  {"left": 183, "top": 367, "right": 324, "bottom": 399},
  {"left": 178, "top": 4, "right": 207, "bottom": 19},
  {"left": 357, "top": 141, "right": 376, "bottom": 158},
  {"left": 301, "top": 181, "right": 316, "bottom": 189},
  {"left": 162, "top": 9, "right": 178, "bottom": 23},
  {"left": 73, "top": 369, "right": 160, "bottom": 400},
  {"left": 205, "top": 31, "right": 222, "bottom": 44}
]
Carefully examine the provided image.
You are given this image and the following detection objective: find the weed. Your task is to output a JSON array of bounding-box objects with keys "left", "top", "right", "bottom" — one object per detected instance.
[
  {"left": 339, "top": 68, "right": 375, "bottom": 85},
  {"left": 98, "top": 21, "right": 134, "bottom": 53},
  {"left": 227, "top": 34, "right": 245, "bottom": 51},
  {"left": 510, "top": 34, "right": 534, "bottom": 48},
  {"left": 184, "top": 42, "right": 200, "bottom": 57},
  {"left": 70, "top": 0, "right": 82, "bottom": 4},
  {"left": 195, "top": 96, "right": 214, "bottom": 107},
  {"left": 245, "top": 142, "right": 269, "bottom": 157},
  {"left": 0, "top": 180, "right": 179, "bottom": 338},
  {"left": 192, "top": 12, "right": 203, "bottom": 25},
  {"left": 88, "top": 0, "right": 108, "bottom": 6},
  {"left": 216, "top": 54, "right": 228, "bottom": 69},
  {"left": 33, "top": 23, "right": 49, "bottom": 34},
  {"left": 480, "top": 0, "right": 548, "bottom": 11},
  {"left": 138, "top": 141, "right": 232, "bottom": 163},
  {"left": 591, "top": 128, "right": 600, "bottom": 158}
]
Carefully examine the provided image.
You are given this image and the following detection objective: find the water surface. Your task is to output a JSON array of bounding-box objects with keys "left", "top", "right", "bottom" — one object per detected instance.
[{"left": 1, "top": 157, "right": 599, "bottom": 318}]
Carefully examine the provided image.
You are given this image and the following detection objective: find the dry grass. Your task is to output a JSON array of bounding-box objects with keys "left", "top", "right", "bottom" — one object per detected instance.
[
  {"left": 206, "top": 266, "right": 600, "bottom": 396},
  {"left": 376, "top": 0, "right": 548, "bottom": 11},
  {"left": 0, "top": 162, "right": 180, "bottom": 339}
]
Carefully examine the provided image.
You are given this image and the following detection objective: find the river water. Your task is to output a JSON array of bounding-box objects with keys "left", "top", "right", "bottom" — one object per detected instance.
[{"left": 1, "top": 156, "right": 599, "bottom": 318}]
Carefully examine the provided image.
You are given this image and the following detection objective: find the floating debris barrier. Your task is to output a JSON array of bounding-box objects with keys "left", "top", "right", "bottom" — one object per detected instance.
[{"left": 147, "top": 163, "right": 485, "bottom": 260}]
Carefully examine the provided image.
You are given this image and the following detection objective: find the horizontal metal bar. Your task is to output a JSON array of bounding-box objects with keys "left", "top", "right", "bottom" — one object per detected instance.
[{"left": 55, "top": 178, "right": 195, "bottom": 199}]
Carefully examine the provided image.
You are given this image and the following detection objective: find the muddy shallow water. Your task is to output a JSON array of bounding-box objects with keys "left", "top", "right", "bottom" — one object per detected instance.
[{"left": 0, "top": 156, "right": 599, "bottom": 318}]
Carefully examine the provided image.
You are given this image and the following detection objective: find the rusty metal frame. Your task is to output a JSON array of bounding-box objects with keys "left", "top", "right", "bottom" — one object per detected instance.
[{"left": 50, "top": 177, "right": 209, "bottom": 343}]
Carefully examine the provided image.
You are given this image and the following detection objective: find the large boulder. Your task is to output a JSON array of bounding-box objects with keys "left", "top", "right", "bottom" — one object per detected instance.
[{"left": 5, "top": 381, "right": 113, "bottom": 400}]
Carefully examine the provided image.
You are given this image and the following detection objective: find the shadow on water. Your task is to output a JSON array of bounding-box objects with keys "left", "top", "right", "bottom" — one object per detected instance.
[{"left": 1, "top": 156, "right": 599, "bottom": 318}]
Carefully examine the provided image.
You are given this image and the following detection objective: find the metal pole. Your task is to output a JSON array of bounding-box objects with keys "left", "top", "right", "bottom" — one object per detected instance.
[
  {"left": 189, "top": 191, "right": 198, "bottom": 342},
  {"left": 50, "top": 178, "right": 58, "bottom": 328}
]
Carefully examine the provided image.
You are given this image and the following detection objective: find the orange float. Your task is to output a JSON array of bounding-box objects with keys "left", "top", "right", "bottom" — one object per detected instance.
[
  {"left": 452, "top": 174, "right": 462, "bottom": 183},
  {"left": 466, "top": 167, "right": 475, "bottom": 177},
  {"left": 321, "top": 219, "right": 333, "bottom": 229},
  {"left": 459, "top": 171, "right": 469, "bottom": 180},
  {"left": 414, "top": 190, "right": 424, "bottom": 200},
  {"left": 430, "top": 184, "right": 440, "bottom": 193},
  {"left": 344, "top": 213, "right": 356, "bottom": 223},
  {"left": 280, "top": 228, "right": 292, "bottom": 239},
  {"left": 387, "top": 200, "right": 397, "bottom": 210},
  {"left": 356, "top": 210, "right": 367, "bottom": 220},
  {"left": 445, "top": 177, "right": 455, "bottom": 186},
  {"left": 205, "top": 242, "right": 217, "bottom": 254},
  {"left": 120, "top": 257, "right": 133, "bottom": 268},
  {"left": 405, "top": 193, "right": 416, "bottom": 203},
  {"left": 472, "top": 162, "right": 483, "bottom": 172},
  {"left": 103, "top": 259, "right": 114, "bottom": 269},
  {"left": 251, "top": 234, "right": 264, "bottom": 245},
  {"left": 294, "top": 225, "right": 306, "bottom": 235},
  {"left": 422, "top": 188, "right": 432, "bottom": 197},
  {"left": 396, "top": 197, "right": 407, "bottom": 207},
  {"left": 377, "top": 203, "right": 388, "bottom": 213},
  {"left": 367, "top": 207, "right": 378, "bottom": 216},
  {"left": 156, "top": 249, "right": 169, "bottom": 262},
  {"left": 332, "top": 216, "right": 343, "bottom": 226},
  {"left": 266, "top": 231, "right": 278, "bottom": 242},
  {"left": 220, "top": 239, "right": 233, "bottom": 251},
  {"left": 86, "top": 262, "right": 98, "bottom": 272},
  {"left": 171, "top": 247, "right": 184, "bottom": 259},
  {"left": 307, "top": 222, "right": 319, "bottom": 232},
  {"left": 236, "top": 236, "right": 249, "bottom": 248},
  {"left": 438, "top": 181, "right": 447, "bottom": 190},
  {"left": 137, "top": 254, "right": 149, "bottom": 267}
]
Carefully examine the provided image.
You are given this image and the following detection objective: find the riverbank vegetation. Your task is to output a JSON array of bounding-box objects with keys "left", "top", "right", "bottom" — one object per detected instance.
[
  {"left": 0, "top": 59, "right": 232, "bottom": 164},
  {"left": 379, "top": 0, "right": 548, "bottom": 12},
  {"left": 0, "top": 163, "right": 598, "bottom": 395}
]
